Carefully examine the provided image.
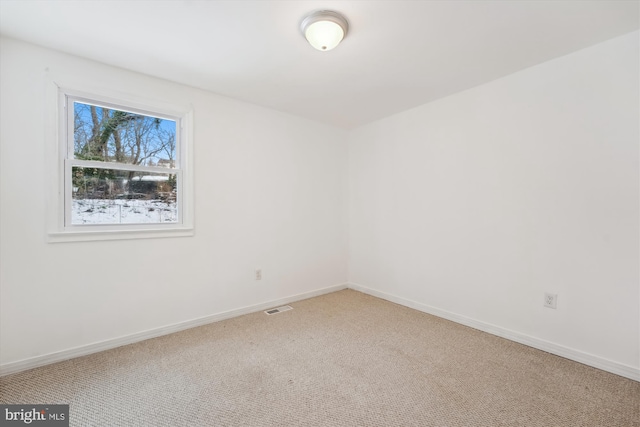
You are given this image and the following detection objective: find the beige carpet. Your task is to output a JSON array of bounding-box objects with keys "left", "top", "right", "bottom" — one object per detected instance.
[{"left": 1, "top": 289, "right": 638, "bottom": 426}]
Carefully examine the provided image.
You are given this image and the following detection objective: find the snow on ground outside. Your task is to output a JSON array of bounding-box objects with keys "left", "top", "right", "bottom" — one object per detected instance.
[{"left": 72, "top": 199, "right": 177, "bottom": 224}]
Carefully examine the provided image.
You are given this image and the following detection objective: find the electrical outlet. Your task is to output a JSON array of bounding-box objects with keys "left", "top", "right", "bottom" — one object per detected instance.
[
  {"left": 255, "top": 269, "right": 262, "bottom": 280},
  {"left": 544, "top": 293, "right": 557, "bottom": 309}
]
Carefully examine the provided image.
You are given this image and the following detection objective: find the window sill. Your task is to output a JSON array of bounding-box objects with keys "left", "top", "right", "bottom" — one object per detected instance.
[{"left": 47, "top": 227, "right": 194, "bottom": 243}]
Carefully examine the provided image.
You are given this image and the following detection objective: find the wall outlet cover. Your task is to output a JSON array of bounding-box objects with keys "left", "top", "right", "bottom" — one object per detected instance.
[{"left": 544, "top": 292, "right": 558, "bottom": 309}]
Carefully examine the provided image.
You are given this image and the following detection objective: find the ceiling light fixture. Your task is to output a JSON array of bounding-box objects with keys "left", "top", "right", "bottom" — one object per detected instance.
[{"left": 300, "top": 10, "right": 349, "bottom": 51}]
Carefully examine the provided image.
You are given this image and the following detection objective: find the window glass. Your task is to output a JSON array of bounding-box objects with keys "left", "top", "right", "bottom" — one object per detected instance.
[
  {"left": 73, "top": 101, "right": 177, "bottom": 167},
  {"left": 71, "top": 167, "right": 177, "bottom": 225}
]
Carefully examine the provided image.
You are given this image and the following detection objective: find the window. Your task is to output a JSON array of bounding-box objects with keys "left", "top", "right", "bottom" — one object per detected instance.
[{"left": 48, "top": 87, "right": 193, "bottom": 242}]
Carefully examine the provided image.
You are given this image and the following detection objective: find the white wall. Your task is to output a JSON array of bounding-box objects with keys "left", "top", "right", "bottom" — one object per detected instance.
[
  {"left": 0, "top": 37, "right": 348, "bottom": 367},
  {"left": 348, "top": 31, "right": 639, "bottom": 377}
]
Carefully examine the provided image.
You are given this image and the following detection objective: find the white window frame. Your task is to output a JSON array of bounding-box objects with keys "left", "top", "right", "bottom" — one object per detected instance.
[{"left": 47, "top": 84, "right": 194, "bottom": 242}]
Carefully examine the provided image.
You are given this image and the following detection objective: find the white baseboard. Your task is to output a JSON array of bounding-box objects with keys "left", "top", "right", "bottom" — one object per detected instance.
[
  {"left": 347, "top": 282, "right": 640, "bottom": 382},
  {"left": 4, "top": 282, "right": 637, "bottom": 382},
  {"left": 0, "top": 283, "right": 348, "bottom": 377}
]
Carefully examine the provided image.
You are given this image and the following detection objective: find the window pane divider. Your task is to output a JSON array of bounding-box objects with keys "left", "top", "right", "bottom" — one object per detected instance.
[{"left": 69, "top": 159, "right": 179, "bottom": 174}]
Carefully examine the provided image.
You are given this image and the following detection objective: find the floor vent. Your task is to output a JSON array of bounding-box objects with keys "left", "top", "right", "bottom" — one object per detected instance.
[{"left": 264, "top": 305, "right": 293, "bottom": 315}]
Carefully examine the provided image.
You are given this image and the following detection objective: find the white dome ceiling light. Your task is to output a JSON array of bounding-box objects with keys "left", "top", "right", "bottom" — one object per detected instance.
[{"left": 300, "top": 10, "right": 349, "bottom": 51}]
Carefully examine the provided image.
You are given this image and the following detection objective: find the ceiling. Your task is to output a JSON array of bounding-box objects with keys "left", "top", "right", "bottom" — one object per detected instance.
[{"left": 0, "top": 1, "right": 638, "bottom": 129}]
